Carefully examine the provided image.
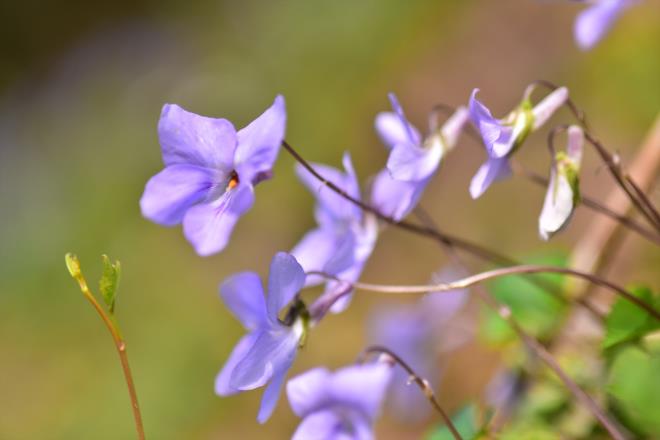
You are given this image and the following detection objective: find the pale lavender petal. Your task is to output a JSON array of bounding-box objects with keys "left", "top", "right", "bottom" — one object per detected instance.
[
  {"left": 257, "top": 358, "right": 295, "bottom": 424},
  {"left": 291, "top": 227, "right": 337, "bottom": 286},
  {"left": 182, "top": 183, "right": 255, "bottom": 256},
  {"left": 539, "top": 167, "right": 575, "bottom": 240},
  {"left": 469, "top": 89, "right": 514, "bottom": 158},
  {"left": 574, "top": 0, "right": 629, "bottom": 50},
  {"left": 425, "top": 267, "right": 470, "bottom": 322},
  {"left": 267, "top": 252, "right": 306, "bottom": 320},
  {"left": 469, "top": 157, "right": 512, "bottom": 199},
  {"left": 370, "top": 170, "right": 429, "bottom": 221},
  {"left": 215, "top": 332, "right": 259, "bottom": 396},
  {"left": 140, "top": 164, "right": 214, "bottom": 226},
  {"left": 566, "top": 125, "right": 584, "bottom": 164},
  {"left": 387, "top": 142, "right": 442, "bottom": 181},
  {"left": 287, "top": 367, "right": 332, "bottom": 417},
  {"left": 295, "top": 153, "right": 361, "bottom": 223},
  {"left": 531, "top": 87, "right": 568, "bottom": 130},
  {"left": 388, "top": 93, "right": 421, "bottom": 145},
  {"left": 219, "top": 272, "right": 267, "bottom": 330},
  {"left": 440, "top": 106, "right": 470, "bottom": 151},
  {"left": 235, "top": 95, "right": 286, "bottom": 183},
  {"left": 230, "top": 325, "right": 299, "bottom": 391},
  {"left": 375, "top": 112, "right": 421, "bottom": 150},
  {"left": 349, "top": 413, "right": 376, "bottom": 440},
  {"left": 292, "top": 410, "right": 347, "bottom": 440},
  {"left": 328, "top": 363, "right": 392, "bottom": 420},
  {"left": 322, "top": 230, "right": 356, "bottom": 276},
  {"left": 158, "top": 104, "right": 237, "bottom": 169},
  {"left": 369, "top": 305, "right": 436, "bottom": 422}
]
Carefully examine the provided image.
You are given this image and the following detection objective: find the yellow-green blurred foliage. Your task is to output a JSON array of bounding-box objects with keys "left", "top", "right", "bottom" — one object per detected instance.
[{"left": 0, "top": 0, "right": 658, "bottom": 438}]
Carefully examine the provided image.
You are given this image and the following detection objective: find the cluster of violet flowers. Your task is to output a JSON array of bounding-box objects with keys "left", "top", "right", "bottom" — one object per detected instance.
[{"left": 139, "top": 77, "right": 585, "bottom": 436}]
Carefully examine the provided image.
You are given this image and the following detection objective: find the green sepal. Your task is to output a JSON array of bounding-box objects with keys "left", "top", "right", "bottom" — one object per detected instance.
[
  {"left": 99, "top": 255, "right": 121, "bottom": 314},
  {"left": 555, "top": 151, "right": 581, "bottom": 205}
]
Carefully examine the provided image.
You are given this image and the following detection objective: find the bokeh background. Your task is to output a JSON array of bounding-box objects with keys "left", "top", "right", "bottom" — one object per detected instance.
[{"left": 1, "top": 0, "right": 658, "bottom": 438}]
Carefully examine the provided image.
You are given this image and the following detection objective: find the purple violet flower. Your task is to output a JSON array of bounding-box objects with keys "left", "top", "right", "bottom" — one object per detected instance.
[
  {"left": 372, "top": 93, "right": 469, "bottom": 221},
  {"left": 286, "top": 363, "right": 393, "bottom": 440},
  {"left": 574, "top": 0, "right": 633, "bottom": 51},
  {"left": 468, "top": 86, "right": 568, "bottom": 199},
  {"left": 140, "top": 95, "right": 286, "bottom": 256},
  {"left": 215, "top": 252, "right": 307, "bottom": 423},
  {"left": 368, "top": 268, "right": 470, "bottom": 422},
  {"left": 292, "top": 152, "right": 378, "bottom": 314}
]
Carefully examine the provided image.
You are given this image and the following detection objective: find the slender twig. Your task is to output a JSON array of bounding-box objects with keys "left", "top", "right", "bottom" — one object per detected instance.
[
  {"left": 488, "top": 301, "right": 627, "bottom": 440},
  {"left": 358, "top": 346, "right": 463, "bottom": 440},
  {"left": 582, "top": 132, "right": 660, "bottom": 232},
  {"left": 412, "top": 210, "right": 627, "bottom": 439},
  {"left": 307, "top": 264, "right": 659, "bottom": 321},
  {"left": 511, "top": 161, "right": 660, "bottom": 245},
  {"left": 624, "top": 173, "right": 660, "bottom": 227},
  {"left": 65, "top": 255, "right": 145, "bottom": 440},
  {"left": 285, "top": 140, "right": 532, "bottom": 267},
  {"left": 533, "top": 80, "right": 660, "bottom": 232}
]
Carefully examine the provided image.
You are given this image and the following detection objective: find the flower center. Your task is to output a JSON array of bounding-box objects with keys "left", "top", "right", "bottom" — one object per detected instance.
[{"left": 227, "top": 170, "right": 240, "bottom": 190}]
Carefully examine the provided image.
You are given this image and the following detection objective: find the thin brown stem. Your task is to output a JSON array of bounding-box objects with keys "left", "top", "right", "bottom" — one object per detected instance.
[
  {"left": 412, "top": 210, "right": 627, "bottom": 439},
  {"left": 66, "top": 257, "right": 146, "bottom": 440},
  {"left": 284, "top": 140, "right": 529, "bottom": 267},
  {"left": 307, "top": 264, "right": 659, "bottom": 320},
  {"left": 511, "top": 161, "right": 660, "bottom": 245},
  {"left": 624, "top": 173, "right": 660, "bottom": 227},
  {"left": 582, "top": 132, "right": 660, "bottom": 232},
  {"left": 486, "top": 299, "right": 627, "bottom": 440},
  {"left": 359, "top": 346, "right": 463, "bottom": 440},
  {"left": 533, "top": 80, "right": 660, "bottom": 232}
]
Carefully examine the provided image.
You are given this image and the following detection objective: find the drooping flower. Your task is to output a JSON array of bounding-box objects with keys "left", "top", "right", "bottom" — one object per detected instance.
[
  {"left": 286, "top": 362, "right": 393, "bottom": 440},
  {"left": 140, "top": 96, "right": 286, "bottom": 256},
  {"left": 215, "top": 252, "right": 307, "bottom": 423},
  {"left": 291, "top": 152, "right": 378, "bottom": 314},
  {"left": 372, "top": 93, "right": 469, "bottom": 220},
  {"left": 574, "top": 0, "right": 633, "bottom": 51},
  {"left": 539, "top": 125, "right": 584, "bottom": 240},
  {"left": 468, "top": 86, "right": 568, "bottom": 199},
  {"left": 368, "top": 268, "right": 470, "bottom": 422}
]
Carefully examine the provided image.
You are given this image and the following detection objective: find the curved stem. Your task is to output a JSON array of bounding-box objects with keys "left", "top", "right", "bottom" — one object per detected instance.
[
  {"left": 582, "top": 132, "right": 660, "bottom": 232},
  {"left": 511, "top": 161, "right": 660, "bottom": 245},
  {"left": 408, "top": 211, "right": 627, "bottom": 439},
  {"left": 67, "top": 260, "right": 145, "bottom": 440},
  {"left": 533, "top": 80, "right": 660, "bottom": 232},
  {"left": 358, "top": 346, "right": 463, "bottom": 440},
  {"left": 284, "top": 140, "right": 526, "bottom": 267},
  {"left": 308, "top": 264, "right": 659, "bottom": 321}
]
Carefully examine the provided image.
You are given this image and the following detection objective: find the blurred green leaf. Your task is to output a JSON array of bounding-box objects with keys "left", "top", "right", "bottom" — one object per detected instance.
[
  {"left": 603, "top": 285, "right": 659, "bottom": 349},
  {"left": 480, "top": 253, "right": 568, "bottom": 345},
  {"left": 427, "top": 404, "right": 479, "bottom": 440},
  {"left": 99, "top": 255, "right": 120, "bottom": 314},
  {"left": 607, "top": 346, "right": 660, "bottom": 436}
]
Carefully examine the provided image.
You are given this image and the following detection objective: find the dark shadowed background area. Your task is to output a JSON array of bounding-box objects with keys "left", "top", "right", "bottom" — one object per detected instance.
[{"left": 1, "top": 0, "right": 658, "bottom": 438}]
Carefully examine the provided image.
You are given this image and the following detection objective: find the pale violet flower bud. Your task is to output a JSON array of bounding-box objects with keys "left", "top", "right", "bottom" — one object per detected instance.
[{"left": 539, "top": 125, "right": 584, "bottom": 240}]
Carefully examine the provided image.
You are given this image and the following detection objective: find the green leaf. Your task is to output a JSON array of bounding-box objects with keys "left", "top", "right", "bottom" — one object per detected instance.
[
  {"left": 65, "top": 253, "right": 82, "bottom": 279},
  {"left": 99, "top": 255, "right": 121, "bottom": 314},
  {"left": 426, "top": 404, "right": 479, "bottom": 440},
  {"left": 602, "top": 285, "right": 659, "bottom": 349},
  {"left": 480, "top": 253, "right": 568, "bottom": 345},
  {"left": 607, "top": 346, "right": 660, "bottom": 436}
]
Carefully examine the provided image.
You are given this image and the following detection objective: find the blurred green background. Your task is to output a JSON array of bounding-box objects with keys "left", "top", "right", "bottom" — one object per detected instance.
[{"left": 0, "top": 0, "right": 658, "bottom": 438}]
